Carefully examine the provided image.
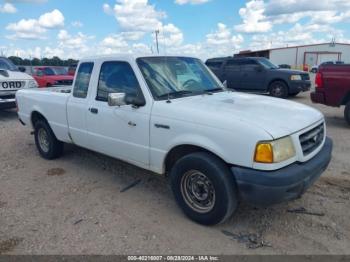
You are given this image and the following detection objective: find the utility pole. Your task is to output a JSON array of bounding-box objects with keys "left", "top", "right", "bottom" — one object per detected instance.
[{"left": 155, "top": 30, "right": 160, "bottom": 54}]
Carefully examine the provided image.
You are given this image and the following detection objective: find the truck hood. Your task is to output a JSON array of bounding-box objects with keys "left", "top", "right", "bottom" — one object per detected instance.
[
  {"left": 154, "top": 92, "right": 323, "bottom": 139},
  {"left": 0, "top": 70, "right": 34, "bottom": 81}
]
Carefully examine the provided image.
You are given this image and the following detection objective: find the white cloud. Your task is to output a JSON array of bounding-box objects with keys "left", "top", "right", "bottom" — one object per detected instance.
[
  {"left": 175, "top": 0, "right": 210, "bottom": 5},
  {"left": 157, "top": 23, "right": 184, "bottom": 47},
  {"left": 38, "top": 9, "right": 65, "bottom": 28},
  {"left": 58, "top": 29, "right": 94, "bottom": 50},
  {"left": 103, "top": 0, "right": 165, "bottom": 33},
  {"left": 6, "top": 19, "right": 47, "bottom": 40},
  {"left": 265, "top": 0, "right": 350, "bottom": 16},
  {"left": 248, "top": 23, "right": 342, "bottom": 51},
  {"left": 71, "top": 21, "right": 83, "bottom": 28},
  {"left": 0, "top": 3, "right": 17, "bottom": 13},
  {"left": 6, "top": 9, "right": 65, "bottom": 40},
  {"left": 236, "top": 0, "right": 350, "bottom": 34},
  {"left": 100, "top": 34, "right": 129, "bottom": 49},
  {"left": 235, "top": 0, "right": 272, "bottom": 33},
  {"left": 204, "top": 23, "right": 244, "bottom": 57}
]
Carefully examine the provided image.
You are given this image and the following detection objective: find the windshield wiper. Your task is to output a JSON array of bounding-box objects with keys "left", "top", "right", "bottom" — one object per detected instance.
[
  {"left": 203, "top": 88, "right": 224, "bottom": 94},
  {"left": 158, "top": 90, "right": 193, "bottom": 100}
]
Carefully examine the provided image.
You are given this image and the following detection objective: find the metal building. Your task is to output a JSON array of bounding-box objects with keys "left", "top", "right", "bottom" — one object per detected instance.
[{"left": 235, "top": 42, "right": 350, "bottom": 69}]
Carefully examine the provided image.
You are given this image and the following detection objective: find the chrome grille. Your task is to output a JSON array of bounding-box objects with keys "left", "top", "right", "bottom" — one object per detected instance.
[{"left": 299, "top": 123, "right": 324, "bottom": 156}]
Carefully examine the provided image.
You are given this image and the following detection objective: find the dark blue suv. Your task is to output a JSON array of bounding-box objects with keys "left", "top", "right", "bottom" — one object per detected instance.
[{"left": 206, "top": 57, "right": 311, "bottom": 98}]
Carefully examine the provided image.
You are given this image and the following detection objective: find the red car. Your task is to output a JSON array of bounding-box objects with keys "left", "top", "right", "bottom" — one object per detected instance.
[
  {"left": 32, "top": 66, "right": 74, "bottom": 88},
  {"left": 311, "top": 64, "right": 350, "bottom": 125}
]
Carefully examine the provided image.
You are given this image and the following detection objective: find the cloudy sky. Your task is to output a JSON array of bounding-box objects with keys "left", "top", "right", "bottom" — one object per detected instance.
[{"left": 0, "top": 0, "right": 350, "bottom": 59}]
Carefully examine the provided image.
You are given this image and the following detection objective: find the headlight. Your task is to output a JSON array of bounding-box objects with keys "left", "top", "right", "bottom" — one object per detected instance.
[
  {"left": 28, "top": 80, "right": 38, "bottom": 88},
  {"left": 291, "top": 75, "right": 302, "bottom": 81},
  {"left": 254, "top": 136, "right": 296, "bottom": 163}
]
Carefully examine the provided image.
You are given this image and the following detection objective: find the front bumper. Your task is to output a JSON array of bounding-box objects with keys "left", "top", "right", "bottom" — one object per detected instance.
[
  {"left": 232, "top": 137, "right": 333, "bottom": 206},
  {"left": 289, "top": 81, "right": 311, "bottom": 93},
  {"left": 0, "top": 98, "right": 16, "bottom": 110}
]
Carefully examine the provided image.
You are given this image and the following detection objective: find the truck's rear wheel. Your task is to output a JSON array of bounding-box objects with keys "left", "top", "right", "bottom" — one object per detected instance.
[
  {"left": 170, "top": 152, "right": 238, "bottom": 225},
  {"left": 345, "top": 101, "right": 350, "bottom": 126},
  {"left": 269, "top": 81, "right": 288, "bottom": 98},
  {"left": 34, "top": 120, "right": 63, "bottom": 159}
]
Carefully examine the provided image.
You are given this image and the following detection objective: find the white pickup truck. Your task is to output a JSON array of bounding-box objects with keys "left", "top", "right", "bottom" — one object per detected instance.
[
  {"left": 16, "top": 55, "right": 333, "bottom": 225},
  {"left": 0, "top": 57, "right": 38, "bottom": 109}
]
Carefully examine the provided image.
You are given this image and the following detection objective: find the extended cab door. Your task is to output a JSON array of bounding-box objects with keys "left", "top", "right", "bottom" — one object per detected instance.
[
  {"left": 67, "top": 62, "right": 94, "bottom": 148},
  {"left": 222, "top": 59, "right": 242, "bottom": 89},
  {"left": 86, "top": 60, "right": 151, "bottom": 167}
]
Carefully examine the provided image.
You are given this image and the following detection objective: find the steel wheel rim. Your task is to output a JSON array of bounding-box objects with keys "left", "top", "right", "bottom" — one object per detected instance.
[
  {"left": 272, "top": 84, "right": 283, "bottom": 97},
  {"left": 180, "top": 170, "right": 216, "bottom": 213},
  {"left": 38, "top": 128, "right": 50, "bottom": 153}
]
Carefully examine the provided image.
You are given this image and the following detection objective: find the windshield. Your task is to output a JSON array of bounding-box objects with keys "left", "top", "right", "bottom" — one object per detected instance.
[
  {"left": 0, "top": 57, "right": 19, "bottom": 71},
  {"left": 256, "top": 58, "right": 279, "bottom": 69},
  {"left": 53, "top": 67, "right": 68, "bottom": 75},
  {"left": 137, "top": 57, "right": 224, "bottom": 100}
]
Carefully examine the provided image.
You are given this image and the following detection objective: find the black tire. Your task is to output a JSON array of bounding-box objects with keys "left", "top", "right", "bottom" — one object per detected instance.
[
  {"left": 34, "top": 120, "right": 63, "bottom": 160},
  {"left": 289, "top": 91, "right": 300, "bottom": 97},
  {"left": 269, "top": 81, "right": 288, "bottom": 99},
  {"left": 170, "top": 152, "right": 238, "bottom": 225},
  {"left": 345, "top": 101, "right": 350, "bottom": 126}
]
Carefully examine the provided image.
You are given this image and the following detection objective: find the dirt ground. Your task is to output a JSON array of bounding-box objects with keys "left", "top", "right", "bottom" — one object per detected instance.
[{"left": 0, "top": 90, "right": 349, "bottom": 255}]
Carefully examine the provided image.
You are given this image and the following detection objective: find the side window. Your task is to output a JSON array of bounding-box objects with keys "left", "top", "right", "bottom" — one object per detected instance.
[
  {"left": 206, "top": 61, "right": 222, "bottom": 69},
  {"left": 225, "top": 60, "right": 240, "bottom": 71},
  {"left": 44, "top": 67, "right": 55, "bottom": 76},
  {"left": 96, "top": 61, "right": 142, "bottom": 102},
  {"left": 73, "top": 62, "right": 94, "bottom": 99},
  {"left": 240, "top": 60, "right": 258, "bottom": 71}
]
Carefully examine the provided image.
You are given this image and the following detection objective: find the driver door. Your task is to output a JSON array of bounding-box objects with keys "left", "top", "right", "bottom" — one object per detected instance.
[{"left": 86, "top": 61, "right": 151, "bottom": 167}]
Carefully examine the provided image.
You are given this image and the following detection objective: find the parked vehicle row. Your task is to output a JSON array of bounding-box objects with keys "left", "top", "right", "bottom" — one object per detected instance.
[
  {"left": 311, "top": 63, "right": 350, "bottom": 125},
  {"left": 16, "top": 55, "right": 333, "bottom": 225},
  {"left": 205, "top": 56, "right": 311, "bottom": 98}
]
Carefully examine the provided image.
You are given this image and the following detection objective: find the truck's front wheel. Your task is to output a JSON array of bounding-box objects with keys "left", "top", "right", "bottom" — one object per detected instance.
[
  {"left": 34, "top": 120, "right": 63, "bottom": 159},
  {"left": 345, "top": 101, "right": 350, "bottom": 126},
  {"left": 170, "top": 152, "right": 238, "bottom": 225}
]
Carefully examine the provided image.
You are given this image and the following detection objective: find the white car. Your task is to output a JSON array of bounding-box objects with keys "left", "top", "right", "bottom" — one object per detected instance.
[
  {"left": 16, "top": 55, "right": 333, "bottom": 225},
  {"left": 0, "top": 57, "right": 38, "bottom": 110}
]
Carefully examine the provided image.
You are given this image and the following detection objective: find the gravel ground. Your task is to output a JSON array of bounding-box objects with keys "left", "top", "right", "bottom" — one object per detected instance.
[{"left": 0, "top": 90, "right": 349, "bottom": 255}]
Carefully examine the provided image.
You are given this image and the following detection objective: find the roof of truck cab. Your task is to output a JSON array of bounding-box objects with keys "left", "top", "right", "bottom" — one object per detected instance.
[{"left": 79, "top": 54, "right": 199, "bottom": 62}]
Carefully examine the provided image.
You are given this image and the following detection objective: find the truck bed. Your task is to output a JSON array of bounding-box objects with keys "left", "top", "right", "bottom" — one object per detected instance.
[{"left": 16, "top": 86, "right": 73, "bottom": 143}]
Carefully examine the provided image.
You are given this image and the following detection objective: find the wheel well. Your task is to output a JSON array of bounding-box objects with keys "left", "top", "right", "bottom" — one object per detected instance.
[
  {"left": 268, "top": 79, "right": 289, "bottom": 91},
  {"left": 341, "top": 92, "right": 350, "bottom": 105},
  {"left": 164, "top": 145, "right": 225, "bottom": 174},
  {"left": 31, "top": 111, "right": 47, "bottom": 127}
]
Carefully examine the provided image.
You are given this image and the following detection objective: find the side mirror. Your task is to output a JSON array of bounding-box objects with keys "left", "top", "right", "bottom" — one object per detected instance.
[
  {"left": 18, "top": 66, "right": 26, "bottom": 73},
  {"left": 125, "top": 93, "right": 146, "bottom": 107},
  {"left": 108, "top": 93, "right": 126, "bottom": 107}
]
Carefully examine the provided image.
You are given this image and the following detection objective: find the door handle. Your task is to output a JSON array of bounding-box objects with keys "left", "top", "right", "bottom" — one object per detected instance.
[
  {"left": 128, "top": 121, "right": 137, "bottom": 127},
  {"left": 89, "top": 107, "right": 98, "bottom": 114}
]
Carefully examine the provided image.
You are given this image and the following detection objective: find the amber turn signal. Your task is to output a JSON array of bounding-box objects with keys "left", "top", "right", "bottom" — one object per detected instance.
[{"left": 254, "top": 143, "right": 273, "bottom": 163}]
